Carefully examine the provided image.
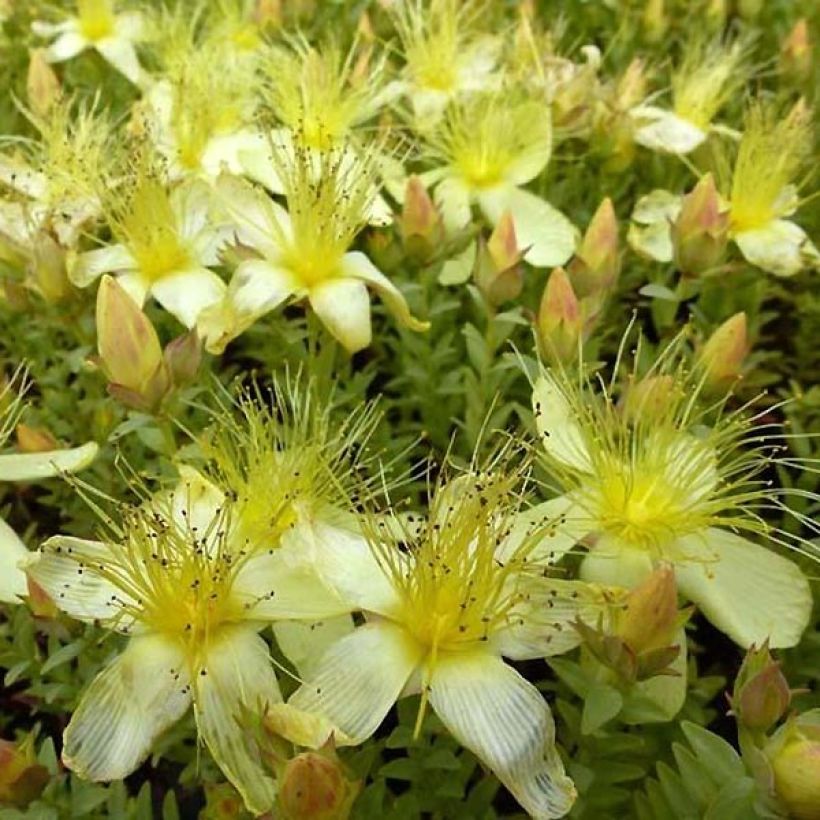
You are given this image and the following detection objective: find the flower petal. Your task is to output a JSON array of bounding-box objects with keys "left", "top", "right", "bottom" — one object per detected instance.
[
  {"left": 308, "top": 278, "right": 372, "bottom": 353},
  {"left": 289, "top": 621, "right": 422, "bottom": 744},
  {"left": 478, "top": 185, "right": 577, "bottom": 268},
  {"left": 25, "top": 536, "right": 136, "bottom": 628},
  {"left": 216, "top": 174, "right": 287, "bottom": 258},
  {"left": 674, "top": 528, "right": 812, "bottom": 648},
  {"left": 627, "top": 189, "right": 681, "bottom": 263},
  {"left": 0, "top": 441, "right": 98, "bottom": 482},
  {"left": 272, "top": 615, "right": 354, "bottom": 679},
  {"left": 429, "top": 650, "right": 576, "bottom": 819},
  {"left": 201, "top": 130, "right": 268, "bottom": 180},
  {"left": 579, "top": 536, "right": 654, "bottom": 588},
  {"left": 229, "top": 259, "right": 296, "bottom": 316},
  {"left": 341, "top": 252, "right": 428, "bottom": 332},
  {"left": 150, "top": 267, "right": 226, "bottom": 329},
  {"left": 631, "top": 106, "right": 708, "bottom": 155},
  {"left": 733, "top": 219, "right": 819, "bottom": 278},
  {"left": 0, "top": 517, "right": 28, "bottom": 603},
  {"left": 69, "top": 245, "right": 136, "bottom": 288},
  {"left": 195, "top": 626, "right": 281, "bottom": 814},
  {"left": 434, "top": 174, "right": 472, "bottom": 232},
  {"left": 44, "top": 31, "right": 88, "bottom": 63},
  {"left": 95, "top": 36, "right": 142, "bottom": 84},
  {"left": 62, "top": 633, "right": 192, "bottom": 780},
  {"left": 532, "top": 372, "right": 592, "bottom": 473}
]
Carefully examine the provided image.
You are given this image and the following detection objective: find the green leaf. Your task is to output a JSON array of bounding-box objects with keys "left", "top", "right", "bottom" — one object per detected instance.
[
  {"left": 680, "top": 722, "right": 745, "bottom": 785},
  {"left": 581, "top": 685, "right": 623, "bottom": 734},
  {"left": 40, "top": 640, "right": 85, "bottom": 674},
  {"left": 640, "top": 283, "right": 680, "bottom": 302}
]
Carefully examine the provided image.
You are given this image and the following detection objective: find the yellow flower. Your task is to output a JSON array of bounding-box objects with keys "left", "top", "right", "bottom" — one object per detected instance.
[
  {"left": 32, "top": 0, "right": 144, "bottom": 85},
  {"left": 291, "top": 451, "right": 614, "bottom": 819},
  {"left": 200, "top": 143, "right": 427, "bottom": 353},
  {"left": 531, "top": 351, "right": 813, "bottom": 649}
]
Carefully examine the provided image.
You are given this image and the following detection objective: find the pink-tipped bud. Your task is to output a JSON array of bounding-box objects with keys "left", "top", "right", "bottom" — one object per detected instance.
[
  {"left": 401, "top": 176, "right": 442, "bottom": 261},
  {"left": 780, "top": 20, "right": 812, "bottom": 83},
  {"left": 164, "top": 331, "right": 202, "bottom": 387},
  {"left": 278, "top": 746, "right": 359, "bottom": 820},
  {"left": 569, "top": 197, "right": 620, "bottom": 298},
  {"left": 26, "top": 49, "right": 61, "bottom": 118},
  {"left": 697, "top": 312, "right": 748, "bottom": 391},
  {"left": 671, "top": 174, "right": 729, "bottom": 276},
  {"left": 616, "top": 58, "right": 648, "bottom": 111},
  {"left": 15, "top": 424, "right": 59, "bottom": 453},
  {"left": 618, "top": 565, "right": 680, "bottom": 654},
  {"left": 732, "top": 643, "right": 791, "bottom": 733},
  {"left": 474, "top": 212, "right": 524, "bottom": 306},
  {"left": 537, "top": 267, "right": 582, "bottom": 363},
  {"left": 26, "top": 577, "right": 58, "bottom": 619},
  {"left": 96, "top": 276, "right": 170, "bottom": 412},
  {"left": 0, "top": 736, "right": 49, "bottom": 808}
]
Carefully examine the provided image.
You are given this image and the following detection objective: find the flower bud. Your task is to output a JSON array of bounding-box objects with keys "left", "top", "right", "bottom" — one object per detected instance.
[
  {"left": 0, "top": 735, "right": 49, "bottom": 807},
  {"left": 474, "top": 213, "right": 524, "bottom": 306},
  {"left": 164, "top": 331, "right": 202, "bottom": 387},
  {"left": 537, "top": 267, "right": 582, "bottom": 363},
  {"left": 620, "top": 374, "right": 680, "bottom": 424},
  {"left": 618, "top": 565, "right": 679, "bottom": 654},
  {"left": 96, "top": 275, "right": 170, "bottom": 412},
  {"left": 671, "top": 174, "right": 729, "bottom": 276},
  {"left": 732, "top": 643, "right": 791, "bottom": 733},
  {"left": 780, "top": 20, "right": 812, "bottom": 84},
  {"left": 26, "top": 577, "right": 58, "bottom": 618},
  {"left": 569, "top": 197, "right": 620, "bottom": 299},
  {"left": 278, "top": 746, "right": 359, "bottom": 820},
  {"left": 737, "top": 0, "right": 762, "bottom": 19},
  {"left": 704, "top": 0, "right": 727, "bottom": 29},
  {"left": 26, "top": 49, "right": 61, "bottom": 118},
  {"left": 254, "top": 0, "right": 282, "bottom": 28},
  {"left": 697, "top": 312, "right": 748, "bottom": 391},
  {"left": 200, "top": 782, "right": 245, "bottom": 819},
  {"left": 642, "top": 0, "right": 668, "bottom": 43},
  {"left": 15, "top": 424, "right": 59, "bottom": 453},
  {"left": 400, "top": 176, "right": 443, "bottom": 262},
  {"left": 29, "top": 232, "right": 72, "bottom": 303},
  {"left": 770, "top": 727, "right": 820, "bottom": 820}
]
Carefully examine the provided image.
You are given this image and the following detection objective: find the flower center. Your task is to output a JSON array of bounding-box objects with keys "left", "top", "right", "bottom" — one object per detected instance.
[{"left": 78, "top": 0, "right": 116, "bottom": 41}]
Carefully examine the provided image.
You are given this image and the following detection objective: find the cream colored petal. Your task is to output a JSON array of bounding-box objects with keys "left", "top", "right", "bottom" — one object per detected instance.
[
  {"left": 150, "top": 267, "right": 226, "bottom": 329},
  {"left": 0, "top": 441, "right": 97, "bottom": 482},
  {"left": 478, "top": 185, "right": 577, "bottom": 268},
  {"left": 116, "top": 271, "right": 149, "bottom": 306},
  {"left": 272, "top": 615, "right": 354, "bottom": 679},
  {"left": 627, "top": 189, "right": 681, "bottom": 264},
  {"left": 62, "top": 633, "right": 192, "bottom": 780},
  {"left": 631, "top": 106, "right": 708, "bottom": 155},
  {"left": 506, "top": 110, "right": 552, "bottom": 186},
  {"left": 229, "top": 259, "right": 296, "bottom": 316},
  {"left": 25, "top": 536, "right": 136, "bottom": 628},
  {"left": 412, "top": 88, "right": 451, "bottom": 128},
  {"left": 674, "top": 528, "right": 812, "bottom": 648},
  {"left": 289, "top": 621, "right": 422, "bottom": 744},
  {"left": 171, "top": 180, "right": 212, "bottom": 241},
  {"left": 32, "top": 20, "right": 76, "bottom": 36},
  {"left": 733, "top": 219, "right": 819, "bottom": 277},
  {"left": 308, "top": 278, "right": 372, "bottom": 353},
  {"left": 340, "top": 252, "right": 428, "bottom": 332},
  {"left": 69, "top": 245, "right": 136, "bottom": 288},
  {"left": 215, "top": 174, "right": 286, "bottom": 257},
  {"left": 164, "top": 466, "right": 225, "bottom": 553},
  {"left": 0, "top": 517, "right": 28, "bottom": 603},
  {"left": 429, "top": 650, "right": 576, "bottom": 819},
  {"left": 200, "top": 131, "right": 267, "bottom": 179},
  {"left": 95, "top": 36, "right": 142, "bottom": 84},
  {"left": 434, "top": 174, "right": 472, "bottom": 232},
  {"left": 114, "top": 10, "right": 144, "bottom": 39},
  {"left": 579, "top": 536, "right": 654, "bottom": 588},
  {"left": 532, "top": 372, "right": 592, "bottom": 473},
  {"left": 195, "top": 626, "right": 281, "bottom": 815},
  {"left": 0, "top": 158, "right": 47, "bottom": 199},
  {"left": 44, "top": 31, "right": 88, "bottom": 63}
]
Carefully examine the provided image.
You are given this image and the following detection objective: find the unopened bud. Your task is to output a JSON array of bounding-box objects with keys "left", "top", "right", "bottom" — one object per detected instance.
[
  {"left": 0, "top": 735, "right": 49, "bottom": 807},
  {"left": 278, "top": 745, "right": 359, "bottom": 820},
  {"left": 199, "top": 782, "right": 245, "bottom": 819},
  {"left": 537, "top": 267, "right": 582, "bottom": 363},
  {"left": 569, "top": 197, "right": 620, "bottom": 298},
  {"left": 254, "top": 0, "right": 282, "bottom": 27},
  {"left": 27, "top": 49, "right": 61, "bottom": 118},
  {"left": 29, "top": 232, "right": 71, "bottom": 302},
  {"left": 401, "top": 176, "right": 442, "bottom": 262},
  {"left": 770, "top": 725, "right": 820, "bottom": 820},
  {"left": 642, "top": 0, "right": 667, "bottom": 43},
  {"left": 96, "top": 276, "right": 170, "bottom": 412},
  {"left": 780, "top": 20, "right": 812, "bottom": 83},
  {"left": 697, "top": 312, "right": 748, "bottom": 391},
  {"left": 15, "top": 424, "right": 59, "bottom": 453},
  {"left": 618, "top": 565, "right": 679, "bottom": 653},
  {"left": 164, "top": 331, "right": 202, "bottom": 386},
  {"left": 26, "top": 577, "right": 58, "bottom": 619},
  {"left": 671, "top": 174, "right": 729, "bottom": 276},
  {"left": 616, "top": 59, "right": 648, "bottom": 111},
  {"left": 732, "top": 643, "right": 791, "bottom": 732},
  {"left": 474, "top": 213, "right": 524, "bottom": 306},
  {"left": 620, "top": 374, "right": 680, "bottom": 423}
]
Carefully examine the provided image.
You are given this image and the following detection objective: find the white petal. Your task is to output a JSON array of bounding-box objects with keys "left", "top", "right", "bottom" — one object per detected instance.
[
  {"left": 195, "top": 626, "right": 282, "bottom": 814},
  {"left": 412, "top": 88, "right": 451, "bottom": 128},
  {"left": 0, "top": 441, "right": 97, "bottom": 482},
  {"left": 62, "top": 633, "right": 192, "bottom": 780},
  {"left": 0, "top": 158, "right": 48, "bottom": 199},
  {"left": 0, "top": 517, "right": 28, "bottom": 603},
  {"left": 238, "top": 137, "right": 284, "bottom": 194},
  {"left": 532, "top": 373, "right": 592, "bottom": 473},
  {"left": 201, "top": 131, "right": 268, "bottom": 180},
  {"left": 69, "top": 245, "right": 136, "bottom": 288},
  {"left": 150, "top": 267, "right": 226, "bottom": 329},
  {"left": 579, "top": 536, "right": 653, "bottom": 588},
  {"left": 631, "top": 106, "right": 708, "bottom": 155},
  {"left": 25, "top": 536, "right": 136, "bottom": 627},
  {"left": 116, "top": 271, "right": 149, "bottom": 306},
  {"left": 171, "top": 181, "right": 212, "bottom": 242},
  {"left": 272, "top": 615, "right": 354, "bottom": 679},
  {"left": 308, "top": 278, "right": 372, "bottom": 353},
  {"left": 478, "top": 185, "right": 577, "bottom": 268},
  {"left": 434, "top": 174, "right": 472, "bottom": 232},
  {"left": 733, "top": 219, "right": 819, "bottom": 277},
  {"left": 627, "top": 189, "right": 681, "bottom": 264},
  {"left": 429, "top": 650, "right": 576, "bottom": 819},
  {"left": 44, "top": 31, "right": 88, "bottom": 63},
  {"left": 32, "top": 20, "right": 75, "bottom": 36},
  {"left": 506, "top": 110, "right": 552, "bottom": 186},
  {"left": 113, "top": 11, "right": 144, "bottom": 40},
  {"left": 95, "top": 36, "right": 142, "bottom": 84},
  {"left": 674, "top": 528, "right": 812, "bottom": 648},
  {"left": 215, "top": 174, "right": 286, "bottom": 258},
  {"left": 340, "top": 252, "right": 428, "bottom": 332},
  {"left": 289, "top": 621, "right": 422, "bottom": 744},
  {"left": 229, "top": 259, "right": 296, "bottom": 316}
]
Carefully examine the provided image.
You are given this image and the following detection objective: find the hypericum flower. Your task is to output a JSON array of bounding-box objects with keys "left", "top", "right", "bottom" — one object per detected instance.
[
  {"left": 0, "top": 98, "right": 113, "bottom": 247},
  {"left": 630, "top": 38, "right": 747, "bottom": 155},
  {"left": 389, "top": 0, "right": 501, "bottom": 128},
  {"left": 291, "top": 451, "right": 615, "bottom": 820},
  {"left": 199, "top": 146, "right": 427, "bottom": 353},
  {"left": 70, "top": 169, "right": 227, "bottom": 329},
  {"left": 0, "top": 373, "right": 98, "bottom": 605},
  {"left": 32, "top": 0, "right": 144, "bottom": 85},
  {"left": 531, "top": 352, "right": 814, "bottom": 649},
  {"left": 422, "top": 93, "right": 577, "bottom": 268}
]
